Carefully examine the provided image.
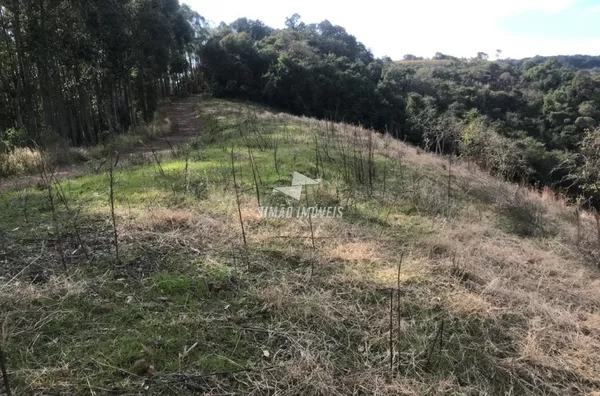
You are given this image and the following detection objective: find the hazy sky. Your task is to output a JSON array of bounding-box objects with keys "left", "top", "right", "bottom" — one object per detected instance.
[{"left": 183, "top": 0, "right": 600, "bottom": 60}]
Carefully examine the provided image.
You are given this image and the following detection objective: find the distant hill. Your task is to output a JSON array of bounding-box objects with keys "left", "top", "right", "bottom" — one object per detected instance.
[
  {"left": 507, "top": 54, "right": 600, "bottom": 70},
  {"left": 396, "top": 54, "right": 600, "bottom": 71}
]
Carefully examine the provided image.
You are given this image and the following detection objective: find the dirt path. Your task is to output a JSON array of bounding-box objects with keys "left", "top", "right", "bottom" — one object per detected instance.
[
  {"left": 0, "top": 96, "right": 202, "bottom": 194},
  {"left": 158, "top": 96, "right": 203, "bottom": 147}
]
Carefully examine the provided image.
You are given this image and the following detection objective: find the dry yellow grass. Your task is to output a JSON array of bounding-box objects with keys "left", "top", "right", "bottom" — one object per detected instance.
[
  {"left": 133, "top": 207, "right": 200, "bottom": 231},
  {"left": 326, "top": 241, "right": 381, "bottom": 263},
  {"left": 241, "top": 105, "right": 600, "bottom": 391},
  {"left": 409, "top": 209, "right": 600, "bottom": 386},
  {"left": 4, "top": 98, "right": 600, "bottom": 395},
  {"left": 0, "top": 275, "right": 87, "bottom": 305},
  {"left": 201, "top": 101, "right": 600, "bottom": 393},
  {"left": 289, "top": 111, "right": 600, "bottom": 391},
  {"left": 447, "top": 290, "right": 495, "bottom": 317},
  {"left": 0, "top": 147, "right": 42, "bottom": 175}
]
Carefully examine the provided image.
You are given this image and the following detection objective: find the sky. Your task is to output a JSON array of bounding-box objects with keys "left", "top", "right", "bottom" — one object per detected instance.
[{"left": 183, "top": 0, "right": 600, "bottom": 60}]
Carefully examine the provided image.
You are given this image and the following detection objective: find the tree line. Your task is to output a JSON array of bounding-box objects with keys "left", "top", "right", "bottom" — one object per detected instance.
[
  {"left": 1, "top": 6, "right": 600, "bottom": 204},
  {"left": 0, "top": 0, "right": 207, "bottom": 147},
  {"left": 197, "top": 15, "right": 600, "bottom": 204}
]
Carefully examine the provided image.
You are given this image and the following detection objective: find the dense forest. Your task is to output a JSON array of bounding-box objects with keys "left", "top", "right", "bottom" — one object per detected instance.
[
  {"left": 1, "top": 2, "right": 600, "bottom": 204},
  {"left": 197, "top": 17, "right": 600, "bottom": 203},
  {"left": 0, "top": 0, "right": 207, "bottom": 146}
]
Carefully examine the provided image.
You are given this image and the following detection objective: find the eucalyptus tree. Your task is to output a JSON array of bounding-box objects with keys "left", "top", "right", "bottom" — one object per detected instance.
[{"left": 0, "top": 0, "right": 201, "bottom": 146}]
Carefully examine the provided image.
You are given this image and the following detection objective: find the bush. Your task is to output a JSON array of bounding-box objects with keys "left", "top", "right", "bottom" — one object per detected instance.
[
  {"left": 2, "top": 127, "right": 28, "bottom": 147},
  {"left": 499, "top": 189, "right": 551, "bottom": 237},
  {"left": 0, "top": 147, "right": 43, "bottom": 176},
  {"left": 576, "top": 226, "right": 600, "bottom": 268},
  {"left": 468, "top": 176, "right": 553, "bottom": 237},
  {"left": 52, "top": 147, "right": 91, "bottom": 166},
  {"left": 461, "top": 119, "right": 531, "bottom": 181}
]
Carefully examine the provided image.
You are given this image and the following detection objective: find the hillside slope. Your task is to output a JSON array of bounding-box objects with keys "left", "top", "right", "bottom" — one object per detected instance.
[{"left": 1, "top": 98, "right": 600, "bottom": 395}]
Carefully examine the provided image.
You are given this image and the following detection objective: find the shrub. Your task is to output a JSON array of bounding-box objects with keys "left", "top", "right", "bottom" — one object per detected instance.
[
  {"left": 2, "top": 127, "right": 28, "bottom": 147},
  {"left": 499, "top": 188, "right": 551, "bottom": 237},
  {"left": 468, "top": 176, "right": 553, "bottom": 237},
  {"left": 0, "top": 147, "right": 43, "bottom": 176},
  {"left": 573, "top": 210, "right": 600, "bottom": 267},
  {"left": 461, "top": 120, "right": 531, "bottom": 181}
]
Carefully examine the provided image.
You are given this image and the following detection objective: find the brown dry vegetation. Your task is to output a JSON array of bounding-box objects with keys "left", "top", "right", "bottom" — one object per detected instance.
[{"left": 1, "top": 98, "right": 600, "bottom": 395}]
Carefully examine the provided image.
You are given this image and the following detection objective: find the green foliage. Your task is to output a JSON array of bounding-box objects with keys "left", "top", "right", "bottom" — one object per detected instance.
[
  {"left": 196, "top": 16, "right": 600, "bottom": 201},
  {"left": 2, "top": 2, "right": 600, "bottom": 202},
  {"left": 1, "top": 127, "right": 28, "bottom": 148},
  {"left": 0, "top": 0, "right": 205, "bottom": 146},
  {"left": 461, "top": 119, "right": 530, "bottom": 181},
  {"left": 579, "top": 101, "right": 600, "bottom": 118},
  {"left": 570, "top": 128, "right": 600, "bottom": 204},
  {"left": 152, "top": 273, "right": 209, "bottom": 299},
  {"left": 200, "top": 16, "right": 392, "bottom": 131}
]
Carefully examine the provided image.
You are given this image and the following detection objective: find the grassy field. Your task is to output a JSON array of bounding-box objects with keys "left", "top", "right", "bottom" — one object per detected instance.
[{"left": 1, "top": 98, "right": 600, "bottom": 395}]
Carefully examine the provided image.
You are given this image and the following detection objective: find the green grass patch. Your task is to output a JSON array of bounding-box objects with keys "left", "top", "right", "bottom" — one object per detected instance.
[{"left": 0, "top": 97, "right": 586, "bottom": 395}]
